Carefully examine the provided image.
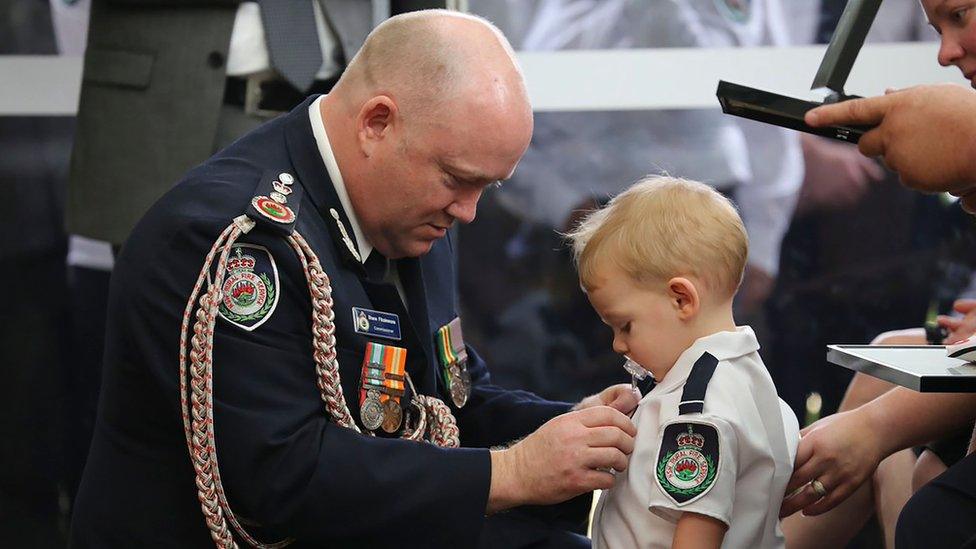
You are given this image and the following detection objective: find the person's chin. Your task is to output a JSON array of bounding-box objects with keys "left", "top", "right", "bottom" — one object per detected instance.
[{"left": 396, "top": 239, "right": 437, "bottom": 258}]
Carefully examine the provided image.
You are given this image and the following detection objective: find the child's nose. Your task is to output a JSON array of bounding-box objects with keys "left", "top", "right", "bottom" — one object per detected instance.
[{"left": 612, "top": 336, "right": 628, "bottom": 355}]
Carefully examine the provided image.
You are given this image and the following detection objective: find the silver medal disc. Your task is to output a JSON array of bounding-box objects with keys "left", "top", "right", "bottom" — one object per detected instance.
[
  {"left": 361, "top": 389, "right": 384, "bottom": 431},
  {"left": 449, "top": 363, "right": 470, "bottom": 408}
]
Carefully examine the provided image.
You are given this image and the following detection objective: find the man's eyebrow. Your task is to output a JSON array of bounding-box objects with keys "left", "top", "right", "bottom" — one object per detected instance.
[{"left": 443, "top": 162, "right": 497, "bottom": 184}]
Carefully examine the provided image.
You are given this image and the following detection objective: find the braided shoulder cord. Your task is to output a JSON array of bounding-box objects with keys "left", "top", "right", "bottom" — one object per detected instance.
[{"left": 179, "top": 217, "right": 460, "bottom": 549}]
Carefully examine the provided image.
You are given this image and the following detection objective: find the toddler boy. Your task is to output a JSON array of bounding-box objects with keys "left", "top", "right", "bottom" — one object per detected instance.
[{"left": 568, "top": 176, "right": 799, "bottom": 548}]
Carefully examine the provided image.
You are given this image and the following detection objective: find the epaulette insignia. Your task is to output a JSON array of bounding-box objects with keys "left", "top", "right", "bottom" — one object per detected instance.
[{"left": 246, "top": 171, "right": 303, "bottom": 235}]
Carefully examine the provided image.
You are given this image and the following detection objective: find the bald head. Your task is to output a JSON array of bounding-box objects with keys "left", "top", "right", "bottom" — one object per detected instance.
[{"left": 334, "top": 10, "right": 530, "bottom": 123}]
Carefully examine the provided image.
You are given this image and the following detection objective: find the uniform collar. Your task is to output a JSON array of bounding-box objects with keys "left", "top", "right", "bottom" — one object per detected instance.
[
  {"left": 647, "top": 326, "right": 760, "bottom": 396},
  {"left": 283, "top": 95, "right": 367, "bottom": 271},
  {"left": 308, "top": 95, "right": 372, "bottom": 264}
]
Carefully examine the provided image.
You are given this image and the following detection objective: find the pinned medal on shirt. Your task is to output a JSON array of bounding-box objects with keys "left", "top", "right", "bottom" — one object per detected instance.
[
  {"left": 359, "top": 342, "right": 407, "bottom": 433},
  {"left": 436, "top": 317, "right": 471, "bottom": 408},
  {"left": 216, "top": 243, "right": 280, "bottom": 331},
  {"left": 655, "top": 421, "right": 721, "bottom": 506}
]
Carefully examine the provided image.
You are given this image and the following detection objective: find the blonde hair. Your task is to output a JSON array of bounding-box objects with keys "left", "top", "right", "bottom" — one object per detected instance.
[{"left": 567, "top": 176, "right": 748, "bottom": 300}]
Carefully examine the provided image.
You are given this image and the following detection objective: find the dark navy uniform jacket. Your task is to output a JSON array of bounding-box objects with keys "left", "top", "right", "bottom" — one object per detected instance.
[{"left": 70, "top": 96, "right": 571, "bottom": 547}]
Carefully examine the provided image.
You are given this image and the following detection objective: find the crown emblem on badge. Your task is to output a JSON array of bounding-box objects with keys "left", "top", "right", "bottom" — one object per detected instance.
[
  {"left": 677, "top": 425, "right": 705, "bottom": 450},
  {"left": 227, "top": 247, "right": 257, "bottom": 273}
]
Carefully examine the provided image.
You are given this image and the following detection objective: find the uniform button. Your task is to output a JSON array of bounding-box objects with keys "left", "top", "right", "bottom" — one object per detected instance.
[{"left": 207, "top": 51, "right": 225, "bottom": 69}]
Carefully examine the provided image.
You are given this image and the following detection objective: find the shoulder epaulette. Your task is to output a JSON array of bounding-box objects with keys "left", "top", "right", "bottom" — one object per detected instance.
[
  {"left": 678, "top": 352, "right": 719, "bottom": 415},
  {"left": 245, "top": 170, "right": 304, "bottom": 236}
]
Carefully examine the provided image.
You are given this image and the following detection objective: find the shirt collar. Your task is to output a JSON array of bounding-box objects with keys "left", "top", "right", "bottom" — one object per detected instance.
[
  {"left": 646, "top": 326, "right": 760, "bottom": 397},
  {"left": 308, "top": 95, "right": 372, "bottom": 264}
]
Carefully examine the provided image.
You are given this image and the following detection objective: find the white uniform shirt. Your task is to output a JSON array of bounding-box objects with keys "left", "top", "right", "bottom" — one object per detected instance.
[{"left": 591, "top": 327, "right": 799, "bottom": 549}]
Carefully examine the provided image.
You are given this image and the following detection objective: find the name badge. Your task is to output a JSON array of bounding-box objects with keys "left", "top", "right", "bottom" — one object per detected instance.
[{"left": 352, "top": 307, "right": 401, "bottom": 341}]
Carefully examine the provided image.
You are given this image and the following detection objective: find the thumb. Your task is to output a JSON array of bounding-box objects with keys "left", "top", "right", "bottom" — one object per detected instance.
[{"left": 608, "top": 388, "right": 641, "bottom": 414}]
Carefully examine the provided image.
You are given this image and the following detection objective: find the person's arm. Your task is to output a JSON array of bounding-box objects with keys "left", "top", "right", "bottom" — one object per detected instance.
[
  {"left": 781, "top": 388, "right": 976, "bottom": 517},
  {"left": 672, "top": 512, "right": 727, "bottom": 549},
  {"left": 486, "top": 405, "right": 638, "bottom": 513},
  {"left": 805, "top": 84, "right": 976, "bottom": 206}
]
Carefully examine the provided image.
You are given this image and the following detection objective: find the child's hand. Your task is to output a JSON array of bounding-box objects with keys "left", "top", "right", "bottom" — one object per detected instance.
[{"left": 574, "top": 384, "right": 641, "bottom": 415}]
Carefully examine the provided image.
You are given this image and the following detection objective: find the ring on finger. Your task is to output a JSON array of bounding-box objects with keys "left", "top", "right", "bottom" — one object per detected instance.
[{"left": 811, "top": 479, "right": 827, "bottom": 498}]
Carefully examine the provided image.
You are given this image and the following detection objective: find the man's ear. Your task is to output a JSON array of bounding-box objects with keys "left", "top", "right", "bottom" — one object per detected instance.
[
  {"left": 668, "top": 277, "right": 699, "bottom": 320},
  {"left": 356, "top": 95, "right": 398, "bottom": 157}
]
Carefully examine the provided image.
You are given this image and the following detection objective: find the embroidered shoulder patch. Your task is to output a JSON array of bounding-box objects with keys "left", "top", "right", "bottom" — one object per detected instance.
[
  {"left": 217, "top": 243, "right": 280, "bottom": 331},
  {"left": 655, "top": 420, "right": 721, "bottom": 506}
]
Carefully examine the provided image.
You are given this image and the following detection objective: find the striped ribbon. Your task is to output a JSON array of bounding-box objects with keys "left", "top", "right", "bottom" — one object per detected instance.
[{"left": 360, "top": 341, "right": 406, "bottom": 405}]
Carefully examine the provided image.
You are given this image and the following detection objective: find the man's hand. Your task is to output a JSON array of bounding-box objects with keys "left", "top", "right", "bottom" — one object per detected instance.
[
  {"left": 805, "top": 84, "right": 976, "bottom": 211},
  {"left": 574, "top": 383, "right": 641, "bottom": 415},
  {"left": 780, "top": 410, "right": 885, "bottom": 518},
  {"left": 487, "top": 406, "right": 637, "bottom": 514},
  {"left": 938, "top": 298, "right": 976, "bottom": 344}
]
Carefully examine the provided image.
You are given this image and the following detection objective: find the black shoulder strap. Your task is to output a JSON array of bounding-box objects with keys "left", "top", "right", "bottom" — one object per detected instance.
[
  {"left": 678, "top": 352, "right": 719, "bottom": 415},
  {"left": 245, "top": 169, "right": 303, "bottom": 236}
]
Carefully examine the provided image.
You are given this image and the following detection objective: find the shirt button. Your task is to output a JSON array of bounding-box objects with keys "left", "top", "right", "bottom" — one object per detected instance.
[{"left": 207, "top": 51, "right": 225, "bottom": 69}]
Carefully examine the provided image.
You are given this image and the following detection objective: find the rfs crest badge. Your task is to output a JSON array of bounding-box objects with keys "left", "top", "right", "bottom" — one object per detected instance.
[
  {"left": 217, "top": 244, "right": 280, "bottom": 331},
  {"left": 655, "top": 421, "right": 721, "bottom": 505}
]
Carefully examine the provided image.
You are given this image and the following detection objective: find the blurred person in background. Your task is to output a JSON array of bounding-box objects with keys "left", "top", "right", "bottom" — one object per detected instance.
[{"left": 464, "top": 0, "right": 803, "bottom": 402}]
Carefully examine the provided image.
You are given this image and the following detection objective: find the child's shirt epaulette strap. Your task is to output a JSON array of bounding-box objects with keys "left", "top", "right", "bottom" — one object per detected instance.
[
  {"left": 245, "top": 170, "right": 303, "bottom": 236},
  {"left": 678, "top": 352, "right": 719, "bottom": 415}
]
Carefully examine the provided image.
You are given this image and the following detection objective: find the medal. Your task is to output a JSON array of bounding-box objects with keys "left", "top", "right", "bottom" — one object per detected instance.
[
  {"left": 436, "top": 318, "right": 470, "bottom": 408},
  {"left": 448, "top": 364, "right": 470, "bottom": 408},
  {"left": 359, "top": 342, "right": 407, "bottom": 432},
  {"left": 360, "top": 389, "right": 384, "bottom": 431},
  {"left": 381, "top": 398, "right": 403, "bottom": 433}
]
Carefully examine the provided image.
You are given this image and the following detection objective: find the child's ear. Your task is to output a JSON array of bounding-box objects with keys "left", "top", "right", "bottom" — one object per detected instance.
[{"left": 667, "top": 277, "right": 699, "bottom": 320}]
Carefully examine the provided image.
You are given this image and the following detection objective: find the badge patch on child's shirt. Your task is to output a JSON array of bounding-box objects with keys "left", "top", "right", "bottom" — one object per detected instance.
[{"left": 655, "top": 420, "right": 721, "bottom": 506}]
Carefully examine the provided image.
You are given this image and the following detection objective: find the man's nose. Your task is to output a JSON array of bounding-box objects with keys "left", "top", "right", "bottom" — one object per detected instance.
[{"left": 446, "top": 187, "right": 482, "bottom": 224}]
